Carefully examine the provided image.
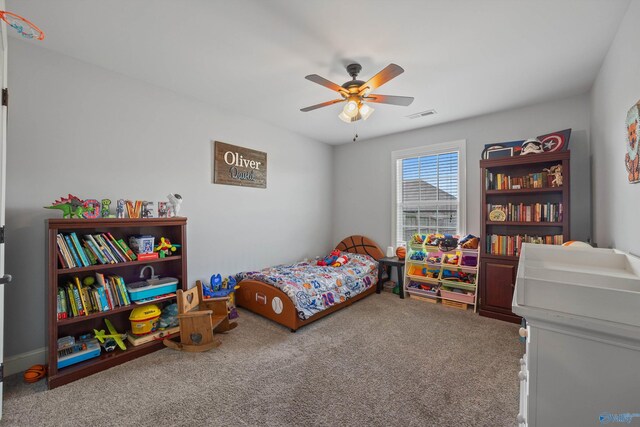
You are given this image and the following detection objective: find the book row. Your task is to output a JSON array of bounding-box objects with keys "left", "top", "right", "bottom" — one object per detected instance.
[
  {"left": 487, "top": 202, "right": 563, "bottom": 223},
  {"left": 486, "top": 234, "right": 564, "bottom": 257},
  {"left": 486, "top": 169, "right": 560, "bottom": 190},
  {"left": 56, "top": 232, "right": 157, "bottom": 269},
  {"left": 57, "top": 273, "right": 132, "bottom": 319}
]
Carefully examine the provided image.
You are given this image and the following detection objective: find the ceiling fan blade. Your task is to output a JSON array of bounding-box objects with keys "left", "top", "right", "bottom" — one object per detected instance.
[
  {"left": 300, "top": 99, "right": 345, "bottom": 112},
  {"left": 359, "top": 64, "right": 405, "bottom": 92},
  {"left": 364, "top": 94, "right": 414, "bottom": 106},
  {"left": 305, "top": 74, "right": 347, "bottom": 93}
]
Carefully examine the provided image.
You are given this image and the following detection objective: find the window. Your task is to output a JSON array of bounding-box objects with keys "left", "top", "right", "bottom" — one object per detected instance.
[{"left": 392, "top": 140, "right": 466, "bottom": 247}]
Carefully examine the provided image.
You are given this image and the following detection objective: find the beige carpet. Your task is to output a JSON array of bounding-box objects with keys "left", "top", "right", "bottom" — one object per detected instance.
[{"left": 2, "top": 293, "right": 522, "bottom": 426}]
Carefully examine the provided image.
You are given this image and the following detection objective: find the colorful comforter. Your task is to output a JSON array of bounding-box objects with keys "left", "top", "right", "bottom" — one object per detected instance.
[{"left": 237, "top": 252, "right": 378, "bottom": 320}]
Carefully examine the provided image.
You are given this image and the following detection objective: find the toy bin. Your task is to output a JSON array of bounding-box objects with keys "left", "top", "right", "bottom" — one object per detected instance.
[
  {"left": 425, "top": 251, "right": 443, "bottom": 266},
  {"left": 460, "top": 252, "right": 478, "bottom": 267},
  {"left": 129, "top": 304, "right": 162, "bottom": 335},
  {"left": 126, "top": 277, "right": 178, "bottom": 302},
  {"left": 442, "top": 251, "right": 461, "bottom": 267},
  {"left": 440, "top": 287, "right": 475, "bottom": 304}
]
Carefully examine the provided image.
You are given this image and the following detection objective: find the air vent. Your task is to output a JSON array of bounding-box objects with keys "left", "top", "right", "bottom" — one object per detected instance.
[{"left": 406, "top": 109, "right": 436, "bottom": 119}]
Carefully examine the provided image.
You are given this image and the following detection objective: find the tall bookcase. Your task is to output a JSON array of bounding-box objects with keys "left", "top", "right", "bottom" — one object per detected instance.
[
  {"left": 47, "top": 217, "right": 187, "bottom": 388},
  {"left": 479, "top": 151, "right": 570, "bottom": 323}
]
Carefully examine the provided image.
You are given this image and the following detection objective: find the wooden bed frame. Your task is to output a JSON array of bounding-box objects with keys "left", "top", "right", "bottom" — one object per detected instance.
[{"left": 236, "top": 235, "right": 385, "bottom": 332}]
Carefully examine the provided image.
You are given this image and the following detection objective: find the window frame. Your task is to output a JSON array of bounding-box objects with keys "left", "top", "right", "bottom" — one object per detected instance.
[{"left": 391, "top": 140, "right": 467, "bottom": 247}]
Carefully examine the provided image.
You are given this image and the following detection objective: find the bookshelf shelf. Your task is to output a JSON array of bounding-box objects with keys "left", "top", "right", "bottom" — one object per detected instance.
[
  {"left": 485, "top": 221, "right": 563, "bottom": 227},
  {"left": 485, "top": 187, "right": 563, "bottom": 195},
  {"left": 47, "top": 217, "right": 188, "bottom": 389},
  {"left": 56, "top": 295, "right": 177, "bottom": 326},
  {"left": 56, "top": 255, "right": 181, "bottom": 275},
  {"left": 49, "top": 332, "right": 180, "bottom": 388},
  {"left": 479, "top": 150, "right": 570, "bottom": 324}
]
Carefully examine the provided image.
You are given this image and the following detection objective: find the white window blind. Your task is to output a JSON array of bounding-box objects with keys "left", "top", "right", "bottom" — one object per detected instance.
[{"left": 393, "top": 143, "right": 464, "bottom": 247}]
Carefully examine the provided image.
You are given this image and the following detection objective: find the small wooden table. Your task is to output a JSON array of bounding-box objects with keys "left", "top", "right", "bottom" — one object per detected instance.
[{"left": 377, "top": 257, "right": 406, "bottom": 299}]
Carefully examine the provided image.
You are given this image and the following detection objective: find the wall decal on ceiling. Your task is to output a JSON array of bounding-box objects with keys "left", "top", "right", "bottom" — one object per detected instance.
[
  {"left": 213, "top": 141, "right": 267, "bottom": 189},
  {"left": 625, "top": 100, "right": 640, "bottom": 183}
]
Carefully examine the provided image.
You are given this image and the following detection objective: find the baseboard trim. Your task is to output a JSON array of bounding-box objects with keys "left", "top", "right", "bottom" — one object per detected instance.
[{"left": 4, "top": 347, "right": 46, "bottom": 377}]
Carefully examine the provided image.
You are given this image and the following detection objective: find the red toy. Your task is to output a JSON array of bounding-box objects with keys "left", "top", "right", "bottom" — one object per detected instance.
[{"left": 317, "top": 249, "right": 340, "bottom": 266}]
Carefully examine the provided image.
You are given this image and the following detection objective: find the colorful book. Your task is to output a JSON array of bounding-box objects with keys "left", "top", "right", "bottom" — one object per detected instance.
[
  {"left": 92, "top": 283, "right": 110, "bottom": 311},
  {"left": 84, "top": 240, "right": 107, "bottom": 264},
  {"left": 74, "top": 277, "right": 90, "bottom": 315},
  {"left": 102, "top": 234, "right": 127, "bottom": 262},
  {"left": 57, "top": 234, "right": 75, "bottom": 267},
  {"left": 117, "top": 239, "right": 137, "bottom": 261},
  {"left": 107, "top": 232, "right": 131, "bottom": 261},
  {"left": 95, "top": 235, "right": 118, "bottom": 263},
  {"left": 64, "top": 235, "right": 83, "bottom": 268},
  {"left": 69, "top": 282, "right": 84, "bottom": 316},
  {"left": 70, "top": 233, "right": 90, "bottom": 267}
]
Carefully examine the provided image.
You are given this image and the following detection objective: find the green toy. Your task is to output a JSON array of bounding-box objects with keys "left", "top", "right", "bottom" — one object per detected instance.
[{"left": 44, "top": 194, "right": 93, "bottom": 219}]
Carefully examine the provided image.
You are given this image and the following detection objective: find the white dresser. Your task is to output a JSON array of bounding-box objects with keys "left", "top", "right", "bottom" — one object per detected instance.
[{"left": 512, "top": 244, "right": 640, "bottom": 427}]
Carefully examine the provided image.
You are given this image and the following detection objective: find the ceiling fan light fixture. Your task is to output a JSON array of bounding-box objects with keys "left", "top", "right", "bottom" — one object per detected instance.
[
  {"left": 338, "top": 111, "right": 354, "bottom": 123},
  {"left": 359, "top": 103, "right": 374, "bottom": 120},
  {"left": 343, "top": 99, "right": 359, "bottom": 118}
]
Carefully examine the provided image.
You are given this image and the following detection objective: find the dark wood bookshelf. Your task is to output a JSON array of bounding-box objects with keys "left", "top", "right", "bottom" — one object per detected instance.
[
  {"left": 479, "top": 151, "right": 570, "bottom": 324},
  {"left": 47, "top": 217, "right": 188, "bottom": 389}
]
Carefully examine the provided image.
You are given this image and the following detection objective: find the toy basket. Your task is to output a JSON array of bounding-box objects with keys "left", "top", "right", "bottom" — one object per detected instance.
[{"left": 440, "top": 287, "right": 475, "bottom": 304}]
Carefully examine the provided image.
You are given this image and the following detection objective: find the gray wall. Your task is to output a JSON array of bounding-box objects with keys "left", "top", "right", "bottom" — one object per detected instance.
[
  {"left": 590, "top": 0, "right": 640, "bottom": 254},
  {"left": 5, "top": 41, "right": 334, "bottom": 358},
  {"left": 332, "top": 94, "right": 592, "bottom": 251}
]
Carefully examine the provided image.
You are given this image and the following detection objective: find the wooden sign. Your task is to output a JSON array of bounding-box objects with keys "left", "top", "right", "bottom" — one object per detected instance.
[{"left": 213, "top": 141, "right": 267, "bottom": 188}]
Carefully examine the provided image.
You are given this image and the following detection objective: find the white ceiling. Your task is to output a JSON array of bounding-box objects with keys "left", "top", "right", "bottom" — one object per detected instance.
[{"left": 6, "top": 0, "right": 630, "bottom": 144}]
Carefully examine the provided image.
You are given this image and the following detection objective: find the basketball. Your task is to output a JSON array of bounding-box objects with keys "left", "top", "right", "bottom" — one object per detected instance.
[
  {"left": 23, "top": 364, "right": 47, "bottom": 383},
  {"left": 396, "top": 246, "right": 406, "bottom": 259}
]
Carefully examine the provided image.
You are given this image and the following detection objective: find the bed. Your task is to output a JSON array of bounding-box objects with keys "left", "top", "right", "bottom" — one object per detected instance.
[{"left": 236, "top": 235, "right": 385, "bottom": 331}]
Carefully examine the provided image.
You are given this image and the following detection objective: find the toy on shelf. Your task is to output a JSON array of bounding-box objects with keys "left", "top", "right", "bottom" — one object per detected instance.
[
  {"left": 167, "top": 193, "right": 183, "bottom": 217},
  {"left": 44, "top": 194, "right": 93, "bottom": 219},
  {"left": 158, "top": 303, "right": 179, "bottom": 329},
  {"left": 82, "top": 199, "right": 101, "bottom": 219},
  {"left": 154, "top": 237, "right": 181, "bottom": 258},
  {"left": 411, "top": 233, "right": 426, "bottom": 245},
  {"left": 421, "top": 268, "right": 439, "bottom": 279},
  {"left": 410, "top": 250, "right": 426, "bottom": 261},
  {"left": 442, "top": 270, "right": 476, "bottom": 284},
  {"left": 130, "top": 235, "right": 155, "bottom": 255},
  {"left": 129, "top": 304, "right": 162, "bottom": 335},
  {"left": 101, "top": 199, "right": 112, "bottom": 218},
  {"left": 57, "top": 334, "right": 101, "bottom": 369},
  {"left": 459, "top": 234, "right": 480, "bottom": 250},
  {"left": 93, "top": 319, "right": 127, "bottom": 351},
  {"left": 426, "top": 234, "right": 441, "bottom": 246},
  {"left": 436, "top": 235, "right": 459, "bottom": 252},
  {"left": 142, "top": 201, "right": 154, "bottom": 218},
  {"left": 116, "top": 199, "right": 126, "bottom": 218},
  {"left": 427, "top": 254, "right": 442, "bottom": 264},
  {"left": 443, "top": 254, "right": 459, "bottom": 265},
  {"left": 461, "top": 254, "right": 478, "bottom": 267},
  {"left": 317, "top": 249, "right": 340, "bottom": 266},
  {"left": 544, "top": 164, "right": 563, "bottom": 187},
  {"left": 126, "top": 200, "right": 143, "bottom": 219},
  {"left": 126, "top": 265, "right": 179, "bottom": 302}
]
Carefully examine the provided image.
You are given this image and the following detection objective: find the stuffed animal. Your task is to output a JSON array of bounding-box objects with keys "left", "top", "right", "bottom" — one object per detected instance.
[
  {"left": 331, "top": 254, "right": 349, "bottom": 267},
  {"left": 460, "top": 234, "right": 480, "bottom": 249},
  {"left": 317, "top": 249, "right": 340, "bottom": 266}
]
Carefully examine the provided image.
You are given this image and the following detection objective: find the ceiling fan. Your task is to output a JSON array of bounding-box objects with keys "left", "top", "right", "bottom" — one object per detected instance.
[{"left": 300, "top": 63, "right": 414, "bottom": 123}]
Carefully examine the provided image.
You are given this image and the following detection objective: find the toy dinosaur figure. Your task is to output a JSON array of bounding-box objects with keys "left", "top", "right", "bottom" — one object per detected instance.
[{"left": 44, "top": 194, "right": 93, "bottom": 218}]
